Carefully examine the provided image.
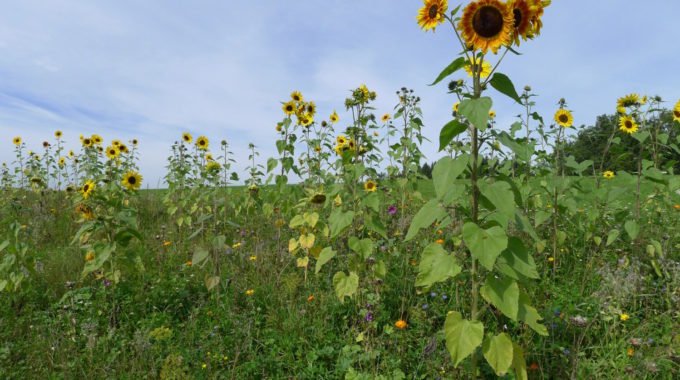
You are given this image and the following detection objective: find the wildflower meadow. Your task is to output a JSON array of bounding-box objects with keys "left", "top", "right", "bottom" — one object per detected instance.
[{"left": 2, "top": 1, "right": 680, "bottom": 378}]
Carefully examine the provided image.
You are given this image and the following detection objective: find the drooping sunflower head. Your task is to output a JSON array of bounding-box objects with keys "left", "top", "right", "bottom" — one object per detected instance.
[
  {"left": 554, "top": 109, "right": 573, "bottom": 127},
  {"left": 458, "top": 0, "right": 513, "bottom": 54},
  {"left": 106, "top": 146, "right": 120, "bottom": 159},
  {"left": 619, "top": 116, "right": 638, "bottom": 134},
  {"left": 603, "top": 170, "right": 615, "bottom": 179},
  {"left": 364, "top": 179, "right": 377, "bottom": 192},
  {"left": 206, "top": 161, "right": 221, "bottom": 173},
  {"left": 291, "top": 91, "right": 303, "bottom": 103},
  {"left": 330, "top": 110, "right": 339, "bottom": 123},
  {"left": 464, "top": 56, "right": 493, "bottom": 78},
  {"left": 182, "top": 132, "right": 193, "bottom": 144},
  {"left": 416, "top": 0, "right": 448, "bottom": 32},
  {"left": 122, "top": 171, "right": 142, "bottom": 191},
  {"left": 616, "top": 106, "right": 627, "bottom": 115},
  {"left": 282, "top": 101, "right": 296, "bottom": 115},
  {"left": 673, "top": 100, "right": 680, "bottom": 123},
  {"left": 306, "top": 101, "right": 316, "bottom": 116},
  {"left": 382, "top": 113, "right": 391, "bottom": 122},
  {"left": 507, "top": 0, "right": 535, "bottom": 45},
  {"left": 196, "top": 136, "right": 209, "bottom": 151},
  {"left": 453, "top": 102, "right": 460, "bottom": 113},
  {"left": 81, "top": 180, "right": 95, "bottom": 199},
  {"left": 617, "top": 93, "right": 641, "bottom": 109},
  {"left": 55, "top": 130, "right": 63, "bottom": 139},
  {"left": 527, "top": 0, "right": 550, "bottom": 36},
  {"left": 91, "top": 134, "right": 103, "bottom": 145},
  {"left": 13, "top": 136, "right": 22, "bottom": 146}
]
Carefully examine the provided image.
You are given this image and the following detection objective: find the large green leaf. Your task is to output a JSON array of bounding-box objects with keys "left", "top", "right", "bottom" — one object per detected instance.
[
  {"left": 315, "top": 247, "right": 336, "bottom": 274},
  {"left": 439, "top": 119, "right": 468, "bottom": 151},
  {"left": 496, "top": 237, "right": 539, "bottom": 281},
  {"left": 81, "top": 243, "right": 115, "bottom": 279},
  {"left": 429, "top": 56, "right": 467, "bottom": 86},
  {"left": 365, "top": 214, "right": 387, "bottom": 239},
  {"left": 480, "top": 181, "right": 515, "bottom": 226},
  {"left": 459, "top": 97, "right": 493, "bottom": 132},
  {"left": 462, "top": 222, "right": 508, "bottom": 270},
  {"left": 497, "top": 131, "right": 534, "bottom": 163},
  {"left": 482, "top": 333, "right": 514, "bottom": 376},
  {"left": 415, "top": 243, "right": 461, "bottom": 288},
  {"left": 329, "top": 209, "right": 354, "bottom": 240},
  {"left": 349, "top": 237, "right": 373, "bottom": 259},
  {"left": 333, "top": 271, "right": 358, "bottom": 303},
  {"left": 444, "top": 311, "right": 484, "bottom": 367},
  {"left": 432, "top": 155, "right": 469, "bottom": 200},
  {"left": 624, "top": 220, "right": 639, "bottom": 240},
  {"left": 481, "top": 276, "right": 519, "bottom": 320},
  {"left": 489, "top": 73, "right": 522, "bottom": 104},
  {"left": 518, "top": 292, "right": 548, "bottom": 336},
  {"left": 405, "top": 199, "right": 444, "bottom": 241}
]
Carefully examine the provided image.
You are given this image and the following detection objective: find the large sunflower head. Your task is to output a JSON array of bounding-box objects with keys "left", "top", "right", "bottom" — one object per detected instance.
[
  {"left": 291, "top": 91, "right": 303, "bottom": 103},
  {"left": 527, "top": 0, "right": 550, "bottom": 37},
  {"left": 364, "top": 179, "right": 377, "bottom": 192},
  {"left": 81, "top": 180, "right": 95, "bottom": 199},
  {"left": 111, "top": 139, "right": 121, "bottom": 146},
  {"left": 458, "top": 0, "right": 513, "bottom": 54},
  {"left": 13, "top": 136, "right": 22, "bottom": 146},
  {"left": 554, "top": 109, "right": 573, "bottom": 128},
  {"left": 196, "top": 136, "right": 209, "bottom": 151},
  {"left": 330, "top": 110, "right": 339, "bottom": 123},
  {"left": 118, "top": 144, "right": 129, "bottom": 154},
  {"left": 619, "top": 116, "right": 638, "bottom": 134},
  {"left": 617, "top": 93, "right": 641, "bottom": 109},
  {"left": 122, "top": 171, "right": 142, "bottom": 191},
  {"left": 416, "top": 0, "right": 448, "bottom": 32},
  {"left": 507, "top": 0, "right": 535, "bottom": 45},
  {"left": 106, "top": 146, "right": 120, "bottom": 159},
  {"left": 464, "top": 56, "right": 493, "bottom": 78},
  {"left": 672, "top": 100, "right": 680, "bottom": 123},
  {"left": 182, "top": 132, "right": 193, "bottom": 144},
  {"left": 282, "top": 101, "right": 296, "bottom": 115}
]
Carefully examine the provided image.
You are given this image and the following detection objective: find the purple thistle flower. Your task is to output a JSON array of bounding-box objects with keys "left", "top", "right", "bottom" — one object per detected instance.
[
  {"left": 103, "top": 278, "right": 111, "bottom": 287},
  {"left": 365, "top": 312, "right": 374, "bottom": 322},
  {"left": 387, "top": 205, "right": 397, "bottom": 215},
  {"left": 381, "top": 245, "right": 387, "bottom": 251}
]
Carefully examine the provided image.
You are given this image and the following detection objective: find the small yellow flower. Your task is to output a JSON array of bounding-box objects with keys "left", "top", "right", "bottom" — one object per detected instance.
[
  {"left": 233, "top": 242, "right": 241, "bottom": 249},
  {"left": 395, "top": 320, "right": 407, "bottom": 329},
  {"left": 381, "top": 113, "right": 390, "bottom": 122},
  {"left": 182, "top": 132, "right": 193, "bottom": 144},
  {"left": 616, "top": 106, "right": 626, "bottom": 115},
  {"left": 547, "top": 257, "right": 554, "bottom": 262},
  {"left": 55, "top": 130, "right": 63, "bottom": 139},
  {"left": 489, "top": 110, "right": 496, "bottom": 118},
  {"left": 246, "top": 289, "right": 255, "bottom": 296},
  {"left": 85, "top": 252, "right": 95, "bottom": 262},
  {"left": 163, "top": 241, "right": 171, "bottom": 247},
  {"left": 619, "top": 116, "right": 638, "bottom": 134},
  {"left": 186, "top": 261, "right": 192, "bottom": 267},
  {"left": 620, "top": 313, "right": 629, "bottom": 321},
  {"left": 554, "top": 109, "right": 573, "bottom": 128},
  {"left": 627, "top": 347, "right": 634, "bottom": 356},
  {"left": 453, "top": 102, "right": 459, "bottom": 112},
  {"left": 674, "top": 204, "right": 680, "bottom": 210},
  {"left": 603, "top": 170, "right": 615, "bottom": 179},
  {"left": 202, "top": 363, "right": 207, "bottom": 369},
  {"left": 329, "top": 110, "right": 339, "bottom": 123},
  {"left": 249, "top": 255, "right": 257, "bottom": 261},
  {"left": 364, "top": 180, "right": 377, "bottom": 192}
]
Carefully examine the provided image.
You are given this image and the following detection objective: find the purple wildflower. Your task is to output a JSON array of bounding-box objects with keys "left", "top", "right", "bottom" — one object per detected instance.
[
  {"left": 388, "top": 205, "right": 397, "bottom": 215},
  {"left": 365, "top": 312, "right": 374, "bottom": 322}
]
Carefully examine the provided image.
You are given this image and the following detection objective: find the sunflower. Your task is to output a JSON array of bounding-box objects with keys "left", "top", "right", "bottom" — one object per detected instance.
[
  {"left": 337, "top": 135, "right": 348, "bottom": 146},
  {"left": 489, "top": 110, "right": 496, "bottom": 118},
  {"left": 348, "top": 138, "right": 356, "bottom": 151},
  {"left": 453, "top": 102, "right": 460, "bottom": 112},
  {"left": 85, "top": 252, "right": 95, "bottom": 262},
  {"left": 196, "top": 136, "right": 209, "bottom": 151},
  {"left": 314, "top": 145, "right": 321, "bottom": 153},
  {"left": 82, "top": 138, "right": 93, "bottom": 147},
  {"left": 291, "top": 91, "right": 303, "bottom": 102},
  {"left": 106, "top": 146, "right": 120, "bottom": 159},
  {"left": 131, "top": 138, "right": 138, "bottom": 146},
  {"left": 330, "top": 110, "right": 339, "bottom": 123},
  {"left": 616, "top": 106, "right": 626, "bottom": 115},
  {"left": 416, "top": 0, "right": 448, "bottom": 32},
  {"left": 306, "top": 101, "right": 316, "bottom": 116},
  {"left": 119, "top": 144, "right": 129, "bottom": 154},
  {"left": 122, "top": 171, "right": 142, "bottom": 191},
  {"left": 55, "top": 130, "right": 63, "bottom": 139},
  {"left": 282, "top": 101, "right": 296, "bottom": 115},
  {"left": 619, "top": 116, "right": 638, "bottom": 134},
  {"left": 59, "top": 157, "right": 66, "bottom": 167},
  {"left": 275, "top": 123, "right": 283, "bottom": 132},
  {"left": 182, "top": 132, "right": 193, "bottom": 144},
  {"left": 13, "top": 137, "right": 22, "bottom": 145},
  {"left": 554, "top": 109, "right": 573, "bottom": 127},
  {"left": 603, "top": 170, "right": 615, "bottom": 179},
  {"left": 459, "top": 0, "right": 513, "bottom": 54},
  {"left": 382, "top": 113, "right": 391, "bottom": 122},
  {"left": 527, "top": 0, "right": 550, "bottom": 37},
  {"left": 97, "top": 146, "right": 104, "bottom": 153},
  {"left": 81, "top": 180, "right": 95, "bottom": 199},
  {"left": 68, "top": 150, "right": 74, "bottom": 158},
  {"left": 640, "top": 95, "right": 647, "bottom": 105},
  {"left": 617, "top": 93, "right": 640, "bottom": 108},
  {"left": 673, "top": 100, "right": 680, "bottom": 123},
  {"left": 206, "top": 161, "right": 221, "bottom": 172},
  {"left": 507, "top": 0, "right": 535, "bottom": 45},
  {"left": 300, "top": 113, "right": 313, "bottom": 127},
  {"left": 111, "top": 139, "right": 121, "bottom": 146},
  {"left": 464, "top": 56, "right": 492, "bottom": 78},
  {"left": 206, "top": 153, "right": 213, "bottom": 161},
  {"left": 359, "top": 84, "right": 370, "bottom": 101},
  {"left": 364, "top": 179, "right": 377, "bottom": 192},
  {"left": 91, "top": 134, "right": 103, "bottom": 145}
]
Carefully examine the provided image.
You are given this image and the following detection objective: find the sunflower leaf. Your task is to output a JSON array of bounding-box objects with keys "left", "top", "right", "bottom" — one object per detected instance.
[
  {"left": 429, "top": 57, "right": 467, "bottom": 86},
  {"left": 459, "top": 97, "right": 493, "bottom": 132},
  {"left": 489, "top": 73, "right": 522, "bottom": 104},
  {"left": 439, "top": 119, "right": 468, "bottom": 151}
]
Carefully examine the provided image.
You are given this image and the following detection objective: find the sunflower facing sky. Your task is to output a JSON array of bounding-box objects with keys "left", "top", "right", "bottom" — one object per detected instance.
[
  {"left": 619, "top": 115, "right": 638, "bottom": 134},
  {"left": 554, "top": 109, "right": 573, "bottom": 127},
  {"left": 55, "top": 130, "right": 63, "bottom": 139},
  {"left": 617, "top": 93, "right": 641, "bottom": 109},
  {"left": 291, "top": 91, "right": 303, "bottom": 103},
  {"left": 416, "top": 0, "right": 448, "bottom": 32},
  {"left": 196, "top": 136, "right": 209, "bottom": 151},
  {"left": 122, "top": 171, "right": 143, "bottom": 191},
  {"left": 382, "top": 113, "right": 391, "bottom": 122},
  {"left": 282, "top": 101, "right": 296, "bottom": 115},
  {"left": 459, "top": 0, "right": 513, "bottom": 54}
]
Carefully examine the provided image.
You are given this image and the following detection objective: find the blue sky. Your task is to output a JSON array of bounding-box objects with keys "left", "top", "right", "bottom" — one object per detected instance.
[{"left": 1, "top": 1, "right": 679, "bottom": 187}]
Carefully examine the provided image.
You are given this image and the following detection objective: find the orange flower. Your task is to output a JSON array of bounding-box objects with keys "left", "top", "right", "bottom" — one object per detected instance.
[
  {"left": 186, "top": 261, "right": 192, "bottom": 267},
  {"left": 163, "top": 241, "right": 171, "bottom": 247},
  {"left": 436, "top": 239, "right": 444, "bottom": 244},
  {"left": 627, "top": 347, "right": 634, "bottom": 356},
  {"left": 674, "top": 204, "right": 680, "bottom": 210},
  {"left": 529, "top": 362, "right": 538, "bottom": 370},
  {"left": 85, "top": 252, "right": 95, "bottom": 262},
  {"left": 307, "top": 295, "right": 314, "bottom": 302},
  {"left": 395, "top": 320, "right": 407, "bottom": 329}
]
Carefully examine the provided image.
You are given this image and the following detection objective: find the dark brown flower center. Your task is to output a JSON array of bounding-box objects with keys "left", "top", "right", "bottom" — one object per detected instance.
[
  {"left": 674, "top": 110, "right": 680, "bottom": 118},
  {"left": 128, "top": 176, "right": 136, "bottom": 185},
  {"left": 199, "top": 140, "right": 205, "bottom": 145},
  {"left": 625, "top": 120, "right": 633, "bottom": 128},
  {"left": 513, "top": 8, "right": 522, "bottom": 28},
  {"left": 472, "top": 6, "right": 505, "bottom": 38},
  {"left": 83, "top": 184, "right": 89, "bottom": 192},
  {"left": 183, "top": 135, "right": 190, "bottom": 141},
  {"left": 429, "top": 5, "right": 439, "bottom": 18},
  {"left": 559, "top": 114, "right": 569, "bottom": 123},
  {"left": 286, "top": 105, "right": 293, "bottom": 111}
]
